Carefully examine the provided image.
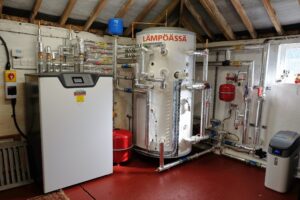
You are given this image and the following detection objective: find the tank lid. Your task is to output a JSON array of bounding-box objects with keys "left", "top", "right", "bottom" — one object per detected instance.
[{"left": 136, "top": 27, "right": 196, "bottom": 36}]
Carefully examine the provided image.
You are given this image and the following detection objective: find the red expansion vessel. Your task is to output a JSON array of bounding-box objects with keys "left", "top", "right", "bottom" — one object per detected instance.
[
  {"left": 113, "top": 129, "right": 132, "bottom": 163},
  {"left": 219, "top": 84, "right": 235, "bottom": 102}
]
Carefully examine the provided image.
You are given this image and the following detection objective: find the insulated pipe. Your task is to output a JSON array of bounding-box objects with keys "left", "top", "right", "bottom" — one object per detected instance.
[
  {"left": 254, "top": 97, "right": 264, "bottom": 146},
  {"left": 157, "top": 147, "right": 214, "bottom": 172},
  {"left": 140, "top": 50, "right": 146, "bottom": 76},
  {"left": 145, "top": 77, "right": 166, "bottom": 89},
  {"left": 200, "top": 49, "right": 209, "bottom": 137},
  {"left": 197, "top": 44, "right": 264, "bottom": 51},
  {"left": 37, "top": 23, "right": 44, "bottom": 73},
  {"left": 113, "top": 37, "right": 118, "bottom": 82},
  {"left": 113, "top": 37, "right": 142, "bottom": 93},
  {"left": 221, "top": 151, "right": 266, "bottom": 168},
  {"left": 242, "top": 97, "right": 250, "bottom": 144},
  {"left": 260, "top": 43, "right": 271, "bottom": 96},
  {"left": 185, "top": 82, "right": 207, "bottom": 90},
  {"left": 223, "top": 140, "right": 255, "bottom": 152},
  {"left": 45, "top": 46, "right": 52, "bottom": 72},
  {"left": 251, "top": 42, "right": 270, "bottom": 146},
  {"left": 184, "top": 49, "right": 210, "bottom": 142},
  {"left": 145, "top": 90, "right": 152, "bottom": 150},
  {"left": 203, "top": 61, "right": 255, "bottom": 90},
  {"left": 77, "top": 38, "right": 85, "bottom": 72}
]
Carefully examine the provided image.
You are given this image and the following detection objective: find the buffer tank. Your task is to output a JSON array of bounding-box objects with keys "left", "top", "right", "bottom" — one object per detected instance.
[{"left": 133, "top": 27, "right": 197, "bottom": 158}]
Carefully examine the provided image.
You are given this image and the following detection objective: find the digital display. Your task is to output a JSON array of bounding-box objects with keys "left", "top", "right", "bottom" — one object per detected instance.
[
  {"left": 273, "top": 149, "right": 282, "bottom": 156},
  {"left": 72, "top": 77, "right": 84, "bottom": 84}
]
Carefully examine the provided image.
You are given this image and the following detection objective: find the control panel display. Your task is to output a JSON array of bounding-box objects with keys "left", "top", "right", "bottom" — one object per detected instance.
[
  {"left": 273, "top": 149, "right": 282, "bottom": 156},
  {"left": 72, "top": 77, "right": 84, "bottom": 84},
  {"left": 62, "top": 73, "right": 95, "bottom": 88}
]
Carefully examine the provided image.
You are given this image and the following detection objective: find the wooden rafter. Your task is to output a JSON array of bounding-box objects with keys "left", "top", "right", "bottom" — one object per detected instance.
[
  {"left": 262, "top": 0, "right": 283, "bottom": 35},
  {"left": 59, "top": 0, "right": 77, "bottom": 26},
  {"left": 115, "top": 0, "right": 135, "bottom": 18},
  {"left": 198, "top": 0, "right": 236, "bottom": 40},
  {"left": 184, "top": 0, "right": 214, "bottom": 40},
  {"left": 181, "top": 15, "right": 203, "bottom": 42},
  {"left": 124, "top": 0, "right": 159, "bottom": 36},
  {"left": 151, "top": 0, "right": 180, "bottom": 24},
  {"left": 168, "top": 18, "right": 179, "bottom": 27},
  {"left": 179, "top": 0, "right": 184, "bottom": 26},
  {"left": 30, "top": 0, "right": 42, "bottom": 23},
  {"left": 0, "top": 0, "right": 3, "bottom": 18},
  {"left": 230, "top": 0, "right": 257, "bottom": 38},
  {"left": 83, "top": 0, "right": 107, "bottom": 31}
]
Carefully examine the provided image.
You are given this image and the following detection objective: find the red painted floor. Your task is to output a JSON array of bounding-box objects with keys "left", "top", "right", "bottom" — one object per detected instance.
[{"left": 0, "top": 153, "right": 299, "bottom": 200}]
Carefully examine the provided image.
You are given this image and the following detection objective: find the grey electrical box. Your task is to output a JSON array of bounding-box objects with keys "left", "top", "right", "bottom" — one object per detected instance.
[{"left": 264, "top": 131, "right": 300, "bottom": 193}]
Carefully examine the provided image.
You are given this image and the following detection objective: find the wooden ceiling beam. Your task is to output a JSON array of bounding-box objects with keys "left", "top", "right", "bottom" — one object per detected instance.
[
  {"left": 0, "top": 0, "right": 3, "bottom": 18},
  {"left": 168, "top": 17, "right": 179, "bottom": 27},
  {"left": 230, "top": 0, "right": 257, "bottom": 39},
  {"left": 114, "top": 0, "right": 135, "bottom": 18},
  {"left": 59, "top": 0, "right": 77, "bottom": 26},
  {"left": 30, "top": 0, "right": 42, "bottom": 23},
  {"left": 152, "top": 0, "right": 180, "bottom": 24},
  {"left": 184, "top": 0, "right": 214, "bottom": 40},
  {"left": 83, "top": 0, "right": 107, "bottom": 31},
  {"left": 181, "top": 15, "right": 203, "bottom": 42},
  {"left": 179, "top": 0, "right": 184, "bottom": 26},
  {"left": 198, "top": 0, "right": 236, "bottom": 40},
  {"left": 262, "top": 0, "right": 283, "bottom": 35},
  {"left": 124, "top": 0, "right": 159, "bottom": 36}
]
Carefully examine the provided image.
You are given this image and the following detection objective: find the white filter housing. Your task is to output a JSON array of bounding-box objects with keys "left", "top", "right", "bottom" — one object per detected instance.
[
  {"left": 133, "top": 27, "right": 196, "bottom": 158},
  {"left": 264, "top": 131, "right": 300, "bottom": 193},
  {"left": 265, "top": 153, "right": 299, "bottom": 193}
]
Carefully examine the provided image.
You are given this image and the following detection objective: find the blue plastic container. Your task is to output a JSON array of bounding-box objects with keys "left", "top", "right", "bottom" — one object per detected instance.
[{"left": 108, "top": 18, "right": 123, "bottom": 35}]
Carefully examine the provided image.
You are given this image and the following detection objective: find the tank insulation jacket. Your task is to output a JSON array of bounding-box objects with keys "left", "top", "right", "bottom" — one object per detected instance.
[
  {"left": 219, "top": 84, "right": 235, "bottom": 102},
  {"left": 113, "top": 129, "right": 132, "bottom": 163}
]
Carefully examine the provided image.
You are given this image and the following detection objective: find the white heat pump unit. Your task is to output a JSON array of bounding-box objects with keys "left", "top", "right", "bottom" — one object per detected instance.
[{"left": 25, "top": 73, "right": 113, "bottom": 193}]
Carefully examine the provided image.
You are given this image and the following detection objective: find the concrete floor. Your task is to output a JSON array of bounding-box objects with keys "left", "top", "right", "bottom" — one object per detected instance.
[{"left": 0, "top": 153, "right": 299, "bottom": 200}]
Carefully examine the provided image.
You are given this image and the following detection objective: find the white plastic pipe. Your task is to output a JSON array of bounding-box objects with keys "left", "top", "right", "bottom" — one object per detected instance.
[{"left": 157, "top": 147, "right": 214, "bottom": 172}]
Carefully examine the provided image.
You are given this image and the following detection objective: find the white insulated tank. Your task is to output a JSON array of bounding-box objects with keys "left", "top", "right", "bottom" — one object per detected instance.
[{"left": 133, "top": 27, "right": 196, "bottom": 158}]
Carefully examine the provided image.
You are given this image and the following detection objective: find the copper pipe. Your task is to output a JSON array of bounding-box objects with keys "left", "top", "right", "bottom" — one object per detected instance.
[{"left": 159, "top": 142, "right": 164, "bottom": 169}]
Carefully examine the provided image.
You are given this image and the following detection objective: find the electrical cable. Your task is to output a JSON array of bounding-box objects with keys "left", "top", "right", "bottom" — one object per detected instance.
[
  {"left": 11, "top": 99, "right": 28, "bottom": 140},
  {"left": 1, "top": 35, "right": 27, "bottom": 140},
  {"left": 80, "top": 185, "right": 96, "bottom": 200},
  {"left": 225, "top": 132, "right": 239, "bottom": 141},
  {"left": 0, "top": 35, "right": 11, "bottom": 70},
  {"left": 222, "top": 108, "right": 232, "bottom": 123}
]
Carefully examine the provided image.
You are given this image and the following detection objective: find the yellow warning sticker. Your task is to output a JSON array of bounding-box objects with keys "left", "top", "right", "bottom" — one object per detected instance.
[
  {"left": 76, "top": 95, "right": 85, "bottom": 103},
  {"left": 74, "top": 90, "right": 86, "bottom": 103}
]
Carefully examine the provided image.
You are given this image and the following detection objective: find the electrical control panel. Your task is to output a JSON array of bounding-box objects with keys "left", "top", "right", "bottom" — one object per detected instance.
[{"left": 4, "top": 70, "right": 17, "bottom": 99}]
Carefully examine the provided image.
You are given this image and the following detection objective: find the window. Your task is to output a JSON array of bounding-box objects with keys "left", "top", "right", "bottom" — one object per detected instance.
[{"left": 276, "top": 43, "right": 300, "bottom": 83}]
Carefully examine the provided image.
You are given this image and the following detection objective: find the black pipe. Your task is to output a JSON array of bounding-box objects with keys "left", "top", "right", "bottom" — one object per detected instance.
[
  {"left": 0, "top": 35, "right": 11, "bottom": 70},
  {"left": 11, "top": 99, "right": 28, "bottom": 140},
  {"left": 213, "top": 66, "right": 219, "bottom": 119}
]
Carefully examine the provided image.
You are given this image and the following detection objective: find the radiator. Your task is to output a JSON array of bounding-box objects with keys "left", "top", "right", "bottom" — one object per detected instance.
[{"left": 0, "top": 141, "right": 33, "bottom": 191}]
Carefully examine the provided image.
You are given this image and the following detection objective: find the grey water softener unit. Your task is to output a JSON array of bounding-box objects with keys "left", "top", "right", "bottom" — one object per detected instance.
[{"left": 265, "top": 131, "right": 300, "bottom": 193}]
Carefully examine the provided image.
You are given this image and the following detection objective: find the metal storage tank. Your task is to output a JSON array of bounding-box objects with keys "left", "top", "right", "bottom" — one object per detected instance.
[{"left": 133, "top": 27, "right": 197, "bottom": 158}]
